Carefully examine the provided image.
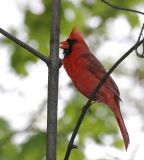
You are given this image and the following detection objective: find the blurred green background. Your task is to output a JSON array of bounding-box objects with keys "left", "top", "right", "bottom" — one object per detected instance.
[{"left": 0, "top": 0, "right": 144, "bottom": 159}]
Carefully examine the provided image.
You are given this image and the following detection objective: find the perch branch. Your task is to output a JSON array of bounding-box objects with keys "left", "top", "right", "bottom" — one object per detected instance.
[
  {"left": 64, "top": 37, "right": 144, "bottom": 160},
  {"left": 0, "top": 28, "right": 49, "bottom": 65}
]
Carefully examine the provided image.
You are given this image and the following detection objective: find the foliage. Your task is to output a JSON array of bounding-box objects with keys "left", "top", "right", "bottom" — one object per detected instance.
[
  {"left": 0, "top": 120, "right": 46, "bottom": 160},
  {"left": 2, "top": 0, "right": 143, "bottom": 74},
  {"left": 0, "top": 0, "right": 144, "bottom": 160},
  {"left": 17, "top": 132, "right": 46, "bottom": 160}
]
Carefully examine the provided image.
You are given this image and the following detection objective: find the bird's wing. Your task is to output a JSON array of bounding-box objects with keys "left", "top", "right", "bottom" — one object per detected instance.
[{"left": 81, "top": 53, "right": 121, "bottom": 100}]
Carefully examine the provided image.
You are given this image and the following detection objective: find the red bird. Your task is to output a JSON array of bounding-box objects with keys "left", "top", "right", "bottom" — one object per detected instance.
[{"left": 60, "top": 27, "right": 129, "bottom": 150}]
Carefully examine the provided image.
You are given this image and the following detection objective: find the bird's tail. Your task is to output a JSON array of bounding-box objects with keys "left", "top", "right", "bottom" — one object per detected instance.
[
  {"left": 107, "top": 97, "right": 130, "bottom": 150},
  {"left": 115, "top": 110, "right": 130, "bottom": 150}
]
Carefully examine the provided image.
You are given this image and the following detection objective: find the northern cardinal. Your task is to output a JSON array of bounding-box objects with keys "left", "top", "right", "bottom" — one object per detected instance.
[{"left": 60, "top": 27, "right": 129, "bottom": 150}]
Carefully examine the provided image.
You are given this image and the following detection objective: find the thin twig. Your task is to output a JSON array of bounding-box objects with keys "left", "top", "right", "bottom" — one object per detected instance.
[
  {"left": 0, "top": 28, "right": 49, "bottom": 65},
  {"left": 64, "top": 38, "right": 144, "bottom": 160},
  {"left": 135, "top": 23, "right": 144, "bottom": 58},
  {"left": 101, "top": 0, "right": 144, "bottom": 15},
  {"left": 26, "top": 99, "right": 47, "bottom": 130}
]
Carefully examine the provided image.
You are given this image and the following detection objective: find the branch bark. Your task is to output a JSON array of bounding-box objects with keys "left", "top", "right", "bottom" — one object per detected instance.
[
  {"left": 46, "top": 0, "right": 61, "bottom": 160},
  {"left": 64, "top": 38, "right": 144, "bottom": 160}
]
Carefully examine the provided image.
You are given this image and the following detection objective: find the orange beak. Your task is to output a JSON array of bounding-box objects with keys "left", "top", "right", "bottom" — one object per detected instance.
[{"left": 59, "top": 41, "right": 69, "bottom": 49}]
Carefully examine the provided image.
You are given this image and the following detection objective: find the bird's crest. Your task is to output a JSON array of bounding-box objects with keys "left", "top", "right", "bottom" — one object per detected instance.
[{"left": 69, "top": 27, "right": 84, "bottom": 41}]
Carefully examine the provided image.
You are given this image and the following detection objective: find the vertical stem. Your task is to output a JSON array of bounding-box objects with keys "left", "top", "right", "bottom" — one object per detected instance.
[{"left": 47, "top": 0, "right": 61, "bottom": 160}]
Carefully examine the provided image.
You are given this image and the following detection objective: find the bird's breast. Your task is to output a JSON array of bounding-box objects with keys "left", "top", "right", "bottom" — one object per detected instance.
[
  {"left": 63, "top": 55, "right": 86, "bottom": 78},
  {"left": 63, "top": 56, "right": 99, "bottom": 97}
]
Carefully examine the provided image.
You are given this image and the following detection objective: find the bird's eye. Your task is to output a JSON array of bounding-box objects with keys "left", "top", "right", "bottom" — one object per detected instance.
[{"left": 67, "top": 39, "right": 77, "bottom": 45}]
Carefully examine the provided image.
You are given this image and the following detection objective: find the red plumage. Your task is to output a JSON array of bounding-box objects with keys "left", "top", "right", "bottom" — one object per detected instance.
[{"left": 60, "top": 27, "right": 129, "bottom": 150}]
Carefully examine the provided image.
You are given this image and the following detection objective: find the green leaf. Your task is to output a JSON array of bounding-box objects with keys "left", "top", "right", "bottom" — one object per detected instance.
[
  {"left": 0, "top": 118, "right": 11, "bottom": 139},
  {"left": 0, "top": 118, "right": 18, "bottom": 160},
  {"left": 18, "top": 132, "right": 46, "bottom": 160},
  {"left": 11, "top": 43, "right": 37, "bottom": 75}
]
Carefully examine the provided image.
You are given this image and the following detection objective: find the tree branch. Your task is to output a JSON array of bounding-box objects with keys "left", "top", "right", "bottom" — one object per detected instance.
[
  {"left": 136, "top": 23, "right": 144, "bottom": 58},
  {"left": 64, "top": 38, "right": 144, "bottom": 160},
  {"left": 0, "top": 27, "right": 49, "bottom": 65},
  {"left": 101, "top": 0, "right": 144, "bottom": 15},
  {"left": 46, "top": 0, "right": 61, "bottom": 160}
]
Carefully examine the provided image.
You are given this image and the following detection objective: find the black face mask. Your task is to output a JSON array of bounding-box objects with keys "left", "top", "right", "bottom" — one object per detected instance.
[{"left": 63, "top": 39, "right": 77, "bottom": 57}]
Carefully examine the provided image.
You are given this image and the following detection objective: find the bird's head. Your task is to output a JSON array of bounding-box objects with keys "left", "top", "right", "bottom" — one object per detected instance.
[{"left": 60, "top": 27, "right": 88, "bottom": 57}]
